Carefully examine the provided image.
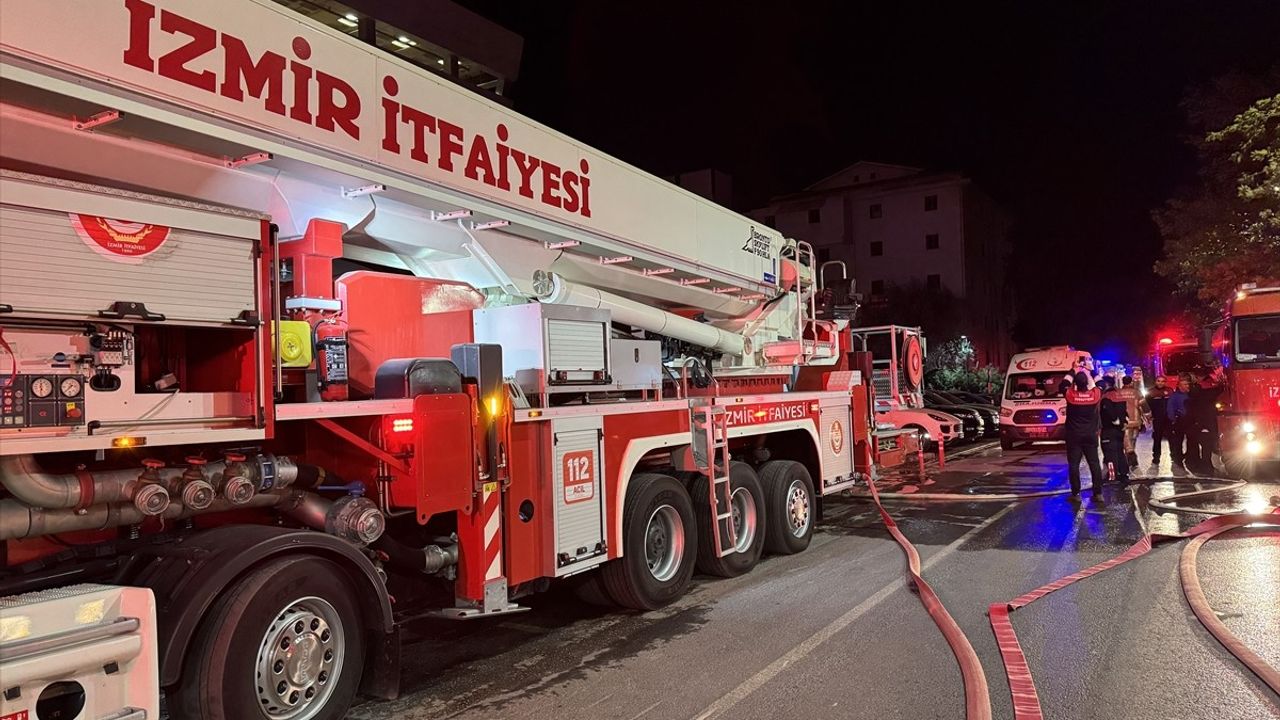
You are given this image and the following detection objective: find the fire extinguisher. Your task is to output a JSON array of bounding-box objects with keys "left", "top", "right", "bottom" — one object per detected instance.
[{"left": 314, "top": 317, "right": 349, "bottom": 402}]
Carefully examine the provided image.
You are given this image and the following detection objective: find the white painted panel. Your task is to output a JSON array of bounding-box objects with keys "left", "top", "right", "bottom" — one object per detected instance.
[{"left": 0, "top": 0, "right": 787, "bottom": 294}]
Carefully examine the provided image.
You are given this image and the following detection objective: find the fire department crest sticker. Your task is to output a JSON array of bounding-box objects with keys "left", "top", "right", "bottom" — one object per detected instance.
[
  {"left": 830, "top": 420, "right": 844, "bottom": 455},
  {"left": 71, "top": 213, "right": 171, "bottom": 264}
]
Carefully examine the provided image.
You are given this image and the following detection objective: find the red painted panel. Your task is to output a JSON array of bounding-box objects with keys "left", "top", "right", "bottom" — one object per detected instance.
[
  {"left": 602, "top": 409, "right": 689, "bottom": 557},
  {"left": 336, "top": 272, "right": 483, "bottom": 397},
  {"left": 504, "top": 421, "right": 553, "bottom": 586}
]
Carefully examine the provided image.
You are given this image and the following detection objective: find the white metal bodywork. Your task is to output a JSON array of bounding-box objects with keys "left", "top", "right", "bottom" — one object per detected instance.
[
  {"left": 0, "top": 172, "right": 267, "bottom": 455},
  {"left": 0, "top": 0, "right": 795, "bottom": 326},
  {"left": 0, "top": 584, "right": 159, "bottom": 720},
  {"left": 0, "top": 171, "right": 262, "bottom": 326}
]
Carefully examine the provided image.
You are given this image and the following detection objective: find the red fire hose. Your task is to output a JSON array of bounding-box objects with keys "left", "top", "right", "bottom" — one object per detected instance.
[
  {"left": 988, "top": 507, "right": 1280, "bottom": 720},
  {"left": 865, "top": 477, "right": 993, "bottom": 720}
]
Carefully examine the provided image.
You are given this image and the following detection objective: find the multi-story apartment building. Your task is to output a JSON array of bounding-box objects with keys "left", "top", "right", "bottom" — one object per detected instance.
[{"left": 752, "top": 162, "right": 1013, "bottom": 365}]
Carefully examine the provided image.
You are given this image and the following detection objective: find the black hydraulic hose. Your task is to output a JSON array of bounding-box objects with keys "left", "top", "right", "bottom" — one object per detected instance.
[{"left": 371, "top": 533, "right": 458, "bottom": 574}]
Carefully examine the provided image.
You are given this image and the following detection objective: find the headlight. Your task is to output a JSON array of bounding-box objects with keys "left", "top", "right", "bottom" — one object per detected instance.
[
  {"left": 1241, "top": 420, "right": 1256, "bottom": 434},
  {"left": 1245, "top": 439, "right": 1263, "bottom": 455}
]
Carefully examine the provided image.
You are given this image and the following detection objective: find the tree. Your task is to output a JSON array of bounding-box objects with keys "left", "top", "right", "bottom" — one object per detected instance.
[{"left": 1155, "top": 75, "right": 1280, "bottom": 311}]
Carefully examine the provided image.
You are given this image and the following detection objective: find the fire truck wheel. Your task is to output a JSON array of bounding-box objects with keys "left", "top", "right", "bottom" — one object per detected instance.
[
  {"left": 759, "top": 460, "right": 815, "bottom": 555},
  {"left": 690, "top": 462, "right": 766, "bottom": 577},
  {"left": 601, "top": 473, "right": 697, "bottom": 610},
  {"left": 569, "top": 571, "right": 616, "bottom": 607},
  {"left": 170, "top": 555, "right": 365, "bottom": 720}
]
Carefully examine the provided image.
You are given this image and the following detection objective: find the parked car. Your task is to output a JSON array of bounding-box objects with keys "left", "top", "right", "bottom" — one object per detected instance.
[
  {"left": 874, "top": 400, "right": 964, "bottom": 451},
  {"left": 926, "top": 391, "right": 1000, "bottom": 437},
  {"left": 921, "top": 393, "right": 983, "bottom": 442}
]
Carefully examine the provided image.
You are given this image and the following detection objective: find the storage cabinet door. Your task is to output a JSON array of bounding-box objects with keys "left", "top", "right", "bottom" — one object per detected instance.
[{"left": 552, "top": 418, "right": 608, "bottom": 575}]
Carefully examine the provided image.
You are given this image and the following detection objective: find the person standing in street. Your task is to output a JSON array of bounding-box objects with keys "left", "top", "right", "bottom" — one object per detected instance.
[
  {"left": 1100, "top": 377, "right": 1130, "bottom": 485},
  {"left": 1116, "top": 375, "right": 1141, "bottom": 469},
  {"left": 1188, "top": 369, "right": 1222, "bottom": 474},
  {"left": 1167, "top": 376, "right": 1194, "bottom": 475},
  {"left": 1060, "top": 370, "right": 1105, "bottom": 497},
  {"left": 1144, "top": 375, "right": 1174, "bottom": 468}
]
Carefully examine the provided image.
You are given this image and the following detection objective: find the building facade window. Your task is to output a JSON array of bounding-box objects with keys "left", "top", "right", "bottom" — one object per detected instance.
[
  {"left": 869, "top": 203, "right": 882, "bottom": 219},
  {"left": 926, "top": 274, "right": 941, "bottom": 291},
  {"left": 871, "top": 280, "right": 885, "bottom": 296},
  {"left": 924, "top": 194, "right": 938, "bottom": 211},
  {"left": 808, "top": 208, "right": 821, "bottom": 223},
  {"left": 926, "top": 233, "right": 939, "bottom": 250},
  {"left": 870, "top": 241, "right": 883, "bottom": 257}
]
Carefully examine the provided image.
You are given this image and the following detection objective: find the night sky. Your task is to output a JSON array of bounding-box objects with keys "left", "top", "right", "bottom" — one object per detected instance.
[{"left": 461, "top": 1, "right": 1280, "bottom": 361}]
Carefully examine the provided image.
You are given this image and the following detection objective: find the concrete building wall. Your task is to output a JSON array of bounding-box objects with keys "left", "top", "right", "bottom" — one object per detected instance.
[{"left": 751, "top": 162, "right": 1014, "bottom": 365}]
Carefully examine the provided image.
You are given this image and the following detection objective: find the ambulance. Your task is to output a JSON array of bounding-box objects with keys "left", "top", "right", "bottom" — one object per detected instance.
[{"left": 999, "top": 346, "right": 1094, "bottom": 450}]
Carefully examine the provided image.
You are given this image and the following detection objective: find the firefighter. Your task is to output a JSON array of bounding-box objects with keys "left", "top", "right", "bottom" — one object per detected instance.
[
  {"left": 1144, "top": 375, "right": 1174, "bottom": 467},
  {"left": 1100, "top": 377, "right": 1130, "bottom": 484},
  {"left": 1189, "top": 369, "right": 1223, "bottom": 474},
  {"left": 1116, "top": 375, "right": 1141, "bottom": 468},
  {"left": 1060, "top": 370, "right": 1105, "bottom": 497},
  {"left": 1166, "top": 376, "right": 1193, "bottom": 475}
]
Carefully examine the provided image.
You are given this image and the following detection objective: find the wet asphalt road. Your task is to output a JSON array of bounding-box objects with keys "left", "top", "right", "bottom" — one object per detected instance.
[{"left": 349, "top": 439, "right": 1280, "bottom": 720}]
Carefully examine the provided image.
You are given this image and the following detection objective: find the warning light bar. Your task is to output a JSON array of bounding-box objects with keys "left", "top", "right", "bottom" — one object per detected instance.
[
  {"left": 390, "top": 418, "right": 414, "bottom": 433},
  {"left": 1158, "top": 337, "right": 1174, "bottom": 345},
  {"left": 112, "top": 436, "right": 146, "bottom": 448}
]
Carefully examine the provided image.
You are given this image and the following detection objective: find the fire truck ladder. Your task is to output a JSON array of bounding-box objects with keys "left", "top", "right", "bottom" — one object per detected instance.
[{"left": 693, "top": 405, "right": 737, "bottom": 557}]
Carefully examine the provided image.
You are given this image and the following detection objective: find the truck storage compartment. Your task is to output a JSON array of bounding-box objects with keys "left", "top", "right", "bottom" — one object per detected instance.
[{"left": 0, "top": 170, "right": 263, "bottom": 326}]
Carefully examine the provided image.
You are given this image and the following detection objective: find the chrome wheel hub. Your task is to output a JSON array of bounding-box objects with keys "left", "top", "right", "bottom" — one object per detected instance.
[
  {"left": 786, "top": 480, "right": 811, "bottom": 537},
  {"left": 645, "top": 504, "right": 685, "bottom": 582},
  {"left": 255, "top": 597, "right": 343, "bottom": 720},
  {"left": 730, "top": 486, "right": 758, "bottom": 553}
]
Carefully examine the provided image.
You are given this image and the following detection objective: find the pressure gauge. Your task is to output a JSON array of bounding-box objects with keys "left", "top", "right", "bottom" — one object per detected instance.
[
  {"left": 60, "top": 376, "right": 83, "bottom": 398},
  {"left": 30, "top": 377, "right": 54, "bottom": 398}
]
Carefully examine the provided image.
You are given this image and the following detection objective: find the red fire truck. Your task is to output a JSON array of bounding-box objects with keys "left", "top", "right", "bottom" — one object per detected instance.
[
  {"left": 1208, "top": 285, "right": 1280, "bottom": 478},
  {"left": 0, "top": 3, "right": 902, "bottom": 718}
]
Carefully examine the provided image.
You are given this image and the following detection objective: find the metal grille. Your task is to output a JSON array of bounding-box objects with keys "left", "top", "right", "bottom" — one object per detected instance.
[
  {"left": 552, "top": 427, "right": 606, "bottom": 574},
  {"left": 547, "top": 319, "right": 606, "bottom": 379},
  {"left": 0, "top": 203, "right": 257, "bottom": 325},
  {"left": 1012, "top": 409, "right": 1058, "bottom": 425}
]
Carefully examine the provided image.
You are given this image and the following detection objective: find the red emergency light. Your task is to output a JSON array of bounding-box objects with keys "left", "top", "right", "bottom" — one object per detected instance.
[{"left": 1158, "top": 337, "right": 1174, "bottom": 345}]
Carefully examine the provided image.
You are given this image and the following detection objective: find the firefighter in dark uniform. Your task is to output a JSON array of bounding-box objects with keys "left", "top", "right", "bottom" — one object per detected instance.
[
  {"left": 1143, "top": 375, "right": 1174, "bottom": 467},
  {"left": 1100, "top": 377, "right": 1130, "bottom": 485},
  {"left": 1188, "top": 370, "right": 1223, "bottom": 474},
  {"left": 1060, "top": 370, "right": 1105, "bottom": 497}
]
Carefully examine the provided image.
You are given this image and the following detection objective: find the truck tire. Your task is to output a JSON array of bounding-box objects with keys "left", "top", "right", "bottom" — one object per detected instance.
[
  {"left": 1000, "top": 437, "right": 1016, "bottom": 451},
  {"left": 600, "top": 473, "right": 697, "bottom": 611},
  {"left": 170, "top": 555, "right": 365, "bottom": 720},
  {"left": 569, "top": 571, "right": 615, "bottom": 607},
  {"left": 759, "top": 460, "right": 815, "bottom": 555},
  {"left": 690, "top": 462, "right": 766, "bottom": 577}
]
